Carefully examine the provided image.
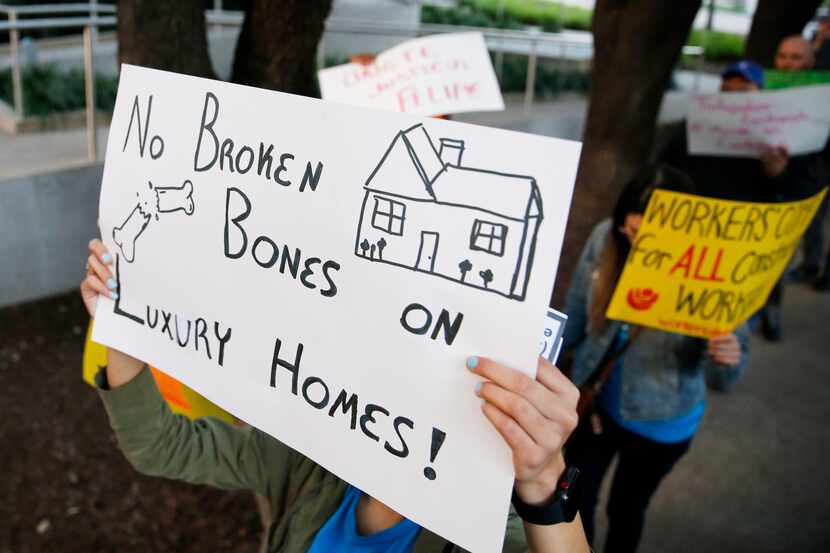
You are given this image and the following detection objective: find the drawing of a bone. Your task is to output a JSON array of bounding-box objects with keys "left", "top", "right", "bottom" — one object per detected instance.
[
  {"left": 155, "top": 179, "right": 195, "bottom": 215},
  {"left": 113, "top": 205, "right": 151, "bottom": 263},
  {"left": 113, "top": 179, "right": 197, "bottom": 263}
]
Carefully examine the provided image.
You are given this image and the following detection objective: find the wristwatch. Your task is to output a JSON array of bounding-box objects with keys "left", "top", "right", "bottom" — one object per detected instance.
[{"left": 511, "top": 466, "right": 582, "bottom": 525}]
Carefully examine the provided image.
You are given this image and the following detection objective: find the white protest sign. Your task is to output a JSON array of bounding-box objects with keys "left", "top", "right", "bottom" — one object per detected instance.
[
  {"left": 318, "top": 32, "right": 504, "bottom": 116},
  {"left": 93, "top": 65, "right": 579, "bottom": 553},
  {"left": 687, "top": 85, "right": 830, "bottom": 158}
]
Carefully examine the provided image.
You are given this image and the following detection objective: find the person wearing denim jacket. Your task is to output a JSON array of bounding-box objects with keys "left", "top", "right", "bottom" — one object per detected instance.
[
  {"left": 565, "top": 220, "right": 749, "bottom": 417},
  {"left": 562, "top": 165, "right": 750, "bottom": 553}
]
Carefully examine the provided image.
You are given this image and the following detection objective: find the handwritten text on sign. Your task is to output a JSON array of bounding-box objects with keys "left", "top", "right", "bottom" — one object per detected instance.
[
  {"left": 687, "top": 85, "right": 830, "bottom": 158},
  {"left": 606, "top": 189, "right": 826, "bottom": 338},
  {"left": 92, "top": 65, "right": 579, "bottom": 553},
  {"left": 318, "top": 32, "right": 504, "bottom": 116}
]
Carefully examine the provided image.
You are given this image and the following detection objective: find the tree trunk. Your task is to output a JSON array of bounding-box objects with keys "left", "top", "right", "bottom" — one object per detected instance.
[
  {"left": 744, "top": 0, "right": 822, "bottom": 66},
  {"left": 117, "top": 0, "right": 215, "bottom": 78},
  {"left": 231, "top": 0, "right": 333, "bottom": 96},
  {"left": 551, "top": 0, "right": 701, "bottom": 307}
]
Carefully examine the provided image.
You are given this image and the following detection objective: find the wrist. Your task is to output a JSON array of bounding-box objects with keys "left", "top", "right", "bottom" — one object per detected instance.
[
  {"left": 515, "top": 454, "right": 566, "bottom": 505},
  {"left": 105, "top": 347, "right": 145, "bottom": 388}
]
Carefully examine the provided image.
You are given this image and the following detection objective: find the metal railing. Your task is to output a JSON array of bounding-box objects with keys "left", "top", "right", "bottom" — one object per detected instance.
[
  {"left": 0, "top": 4, "right": 116, "bottom": 161},
  {"left": 206, "top": 13, "right": 705, "bottom": 113},
  {"left": 0, "top": 4, "right": 706, "bottom": 165}
]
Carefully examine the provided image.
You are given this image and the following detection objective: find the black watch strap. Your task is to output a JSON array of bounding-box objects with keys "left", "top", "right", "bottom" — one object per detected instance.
[{"left": 511, "top": 466, "right": 581, "bottom": 526}]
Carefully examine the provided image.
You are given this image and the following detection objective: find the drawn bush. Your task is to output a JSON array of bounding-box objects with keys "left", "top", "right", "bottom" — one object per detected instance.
[
  {"left": 479, "top": 268, "right": 494, "bottom": 289},
  {"left": 360, "top": 238, "right": 370, "bottom": 257},
  {"left": 459, "top": 259, "right": 473, "bottom": 282}
]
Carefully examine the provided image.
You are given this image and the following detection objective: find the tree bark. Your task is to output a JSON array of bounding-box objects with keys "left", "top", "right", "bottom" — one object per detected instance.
[
  {"left": 117, "top": 0, "right": 216, "bottom": 78},
  {"left": 551, "top": 0, "right": 701, "bottom": 306},
  {"left": 744, "top": 0, "right": 822, "bottom": 66},
  {"left": 231, "top": 0, "right": 333, "bottom": 96}
]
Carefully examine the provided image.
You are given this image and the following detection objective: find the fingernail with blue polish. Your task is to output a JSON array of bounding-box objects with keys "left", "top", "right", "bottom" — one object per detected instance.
[
  {"left": 106, "top": 278, "right": 117, "bottom": 290},
  {"left": 474, "top": 382, "right": 482, "bottom": 395},
  {"left": 110, "top": 291, "right": 119, "bottom": 300},
  {"left": 466, "top": 356, "right": 479, "bottom": 370},
  {"left": 102, "top": 253, "right": 112, "bottom": 264}
]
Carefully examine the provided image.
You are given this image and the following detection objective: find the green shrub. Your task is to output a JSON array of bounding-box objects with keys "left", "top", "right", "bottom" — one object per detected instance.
[
  {"left": 459, "top": 0, "right": 592, "bottom": 32},
  {"left": 422, "top": 1, "right": 591, "bottom": 32},
  {"left": 688, "top": 30, "right": 746, "bottom": 62},
  {"left": 0, "top": 64, "right": 119, "bottom": 117},
  {"left": 423, "top": 2, "right": 745, "bottom": 63},
  {"left": 421, "top": 4, "right": 524, "bottom": 29},
  {"left": 496, "top": 54, "right": 590, "bottom": 96}
]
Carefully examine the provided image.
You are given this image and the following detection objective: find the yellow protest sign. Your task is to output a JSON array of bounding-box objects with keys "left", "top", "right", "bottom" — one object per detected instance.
[
  {"left": 83, "top": 321, "right": 236, "bottom": 423},
  {"left": 606, "top": 189, "right": 827, "bottom": 338}
]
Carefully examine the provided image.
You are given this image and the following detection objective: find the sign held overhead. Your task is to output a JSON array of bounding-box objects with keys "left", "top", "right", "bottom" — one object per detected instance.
[{"left": 318, "top": 32, "right": 505, "bottom": 116}]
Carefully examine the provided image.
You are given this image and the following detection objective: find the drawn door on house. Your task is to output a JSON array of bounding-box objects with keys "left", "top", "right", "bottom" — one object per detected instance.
[{"left": 415, "top": 231, "right": 439, "bottom": 272}]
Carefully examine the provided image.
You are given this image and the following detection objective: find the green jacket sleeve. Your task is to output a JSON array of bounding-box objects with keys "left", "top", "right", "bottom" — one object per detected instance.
[
  {"left": 96, "top": 366, "right": 292, "bottom": 498},
  {"left": 502, "top": 507, "right": 529, "bottom": 552}
]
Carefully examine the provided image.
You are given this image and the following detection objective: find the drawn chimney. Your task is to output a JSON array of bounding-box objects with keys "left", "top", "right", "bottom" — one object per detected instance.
[{"left": 439, "top": 138, "right": 465, "bottom": 167}]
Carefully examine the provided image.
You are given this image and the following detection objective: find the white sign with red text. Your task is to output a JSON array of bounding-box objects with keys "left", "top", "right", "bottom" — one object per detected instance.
[
  {"left": 687, "top": 85, "right": 830, "bottom": 158},
  {"left": 318, "top": 32, "right": 505, "bottom": 116}
]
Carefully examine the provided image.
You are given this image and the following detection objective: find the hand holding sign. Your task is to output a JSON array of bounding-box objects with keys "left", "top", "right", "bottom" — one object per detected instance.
[
  {"left": 706, "top": 334, "right": 741, "bottom": 366},
  {"left": 470, "top": 356, "right": 579, "bottom": 505},
  {"left": 82, "top": 239, "right": 117, "bottom": 314},
  {"left": 758, "top": 145, "right": 789, "bottom": 178}
]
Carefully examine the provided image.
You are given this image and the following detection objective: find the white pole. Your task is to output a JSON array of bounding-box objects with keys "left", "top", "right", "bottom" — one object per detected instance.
[
  {"left": 212, "top": 0, "right": 223, "bottom": 32},
  {"left": 9, "top": 10, "right": 24, "bottom": 118},
  {"left": 317, "top": 37, "right": 326, "bottom": 71},
  {"left": 495, "top": 0, "right": 506, "bottom": 82},
  {"left": 90, "top": 0, "right": 98, "bottom": 43},
  {"left": 83, "top": 26, "right": 97, "bottom": 162},
  {"left": 524, "top": 37, "right": 537, "bottom": 113}
]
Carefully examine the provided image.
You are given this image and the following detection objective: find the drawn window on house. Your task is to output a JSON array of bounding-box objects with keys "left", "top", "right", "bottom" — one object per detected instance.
[
  {"left": 371, "top": 196, "right": 406, "bottom": 236},
  {"left": 470, "top": 219, "right": 507, "bottom": 256}
]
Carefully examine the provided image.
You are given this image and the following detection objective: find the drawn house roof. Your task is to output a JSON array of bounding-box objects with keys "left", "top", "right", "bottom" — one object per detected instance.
[{"left": 365, "top": 124, "right": 542, "bottom": 221}]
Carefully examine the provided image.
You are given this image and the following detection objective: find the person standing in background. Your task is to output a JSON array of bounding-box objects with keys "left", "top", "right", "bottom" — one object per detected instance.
[
  {"left": 772, "top": 36, "right": 828, "bottom": 289},
  {"left": 562, "top": 165, "right": 749, "bottom": 553},
  {"left": 652, "top": 61, "right": 791, "bottom": 339},
  {"left": 812, "top": 13, "right": 830, "bottom": 70}
]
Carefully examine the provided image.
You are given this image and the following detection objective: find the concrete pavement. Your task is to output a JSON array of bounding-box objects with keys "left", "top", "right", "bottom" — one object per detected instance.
[{"left": 0, "top": 125, "right": 108, "bottom": 181}]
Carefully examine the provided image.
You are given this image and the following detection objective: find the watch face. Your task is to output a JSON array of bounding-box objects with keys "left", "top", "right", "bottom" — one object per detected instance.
[{"left": 558, "top": 466, "right": 582, "bottom": 523}]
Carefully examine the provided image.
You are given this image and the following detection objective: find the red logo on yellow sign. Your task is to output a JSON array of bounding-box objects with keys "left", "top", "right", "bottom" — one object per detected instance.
[{"left": 626, "top": 288, "right": 659, "bottom": 311}]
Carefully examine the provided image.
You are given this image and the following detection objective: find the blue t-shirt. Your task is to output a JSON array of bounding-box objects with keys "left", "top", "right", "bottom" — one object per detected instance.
[
  {"left": 598, "top": 325, "right": 704, "bottom": 444},
  {"left": 307, "top": 485, "right": 421, "bottom": 553}
]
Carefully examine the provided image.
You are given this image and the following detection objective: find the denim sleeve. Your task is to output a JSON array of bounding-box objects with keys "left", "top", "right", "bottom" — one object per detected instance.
[
  {"left": 563, "top": 220, "right": 609, "bottom": 351},
  {"left": 702, "top": 323, "right": 750, "bottom": 392}
]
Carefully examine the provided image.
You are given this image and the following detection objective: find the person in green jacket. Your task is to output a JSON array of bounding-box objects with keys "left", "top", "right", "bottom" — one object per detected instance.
[{"left": 81, "top": 238, "right": 590, "bottom": 553}]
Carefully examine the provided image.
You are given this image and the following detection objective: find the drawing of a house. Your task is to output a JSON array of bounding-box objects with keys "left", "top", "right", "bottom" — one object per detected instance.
[{"left": 354, "top": 123, "right": 543, "bottom": 301}]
